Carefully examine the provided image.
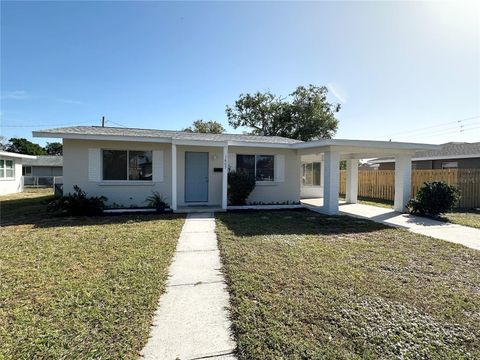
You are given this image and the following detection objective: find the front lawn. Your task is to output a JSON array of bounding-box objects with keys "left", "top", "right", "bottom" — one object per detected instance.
[
  {"left": 216, "top": 210, "right": 480, "bottom": 359},
  {"left": 0, "top": 191, "right": 184, "bottom": 359},
  {"left": 442, "top": 210, "right": 480, "bottom": 229}
]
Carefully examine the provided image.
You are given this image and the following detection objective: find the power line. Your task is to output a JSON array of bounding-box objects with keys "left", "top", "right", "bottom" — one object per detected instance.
[
  {"left": 404, "top": 124, "right": 480, "bottom": 141},
  {"left": 392, "top": 121, "right": 480, "bottom": 140},
  {"left": 1, "top": 120, "right": 94, "bottom": 128},
  {"left": 378, "top": 115, "right": 480, "bottom": 139}
]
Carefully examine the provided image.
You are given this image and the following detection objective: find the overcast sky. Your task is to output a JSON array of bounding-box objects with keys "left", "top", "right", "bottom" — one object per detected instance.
[{"left": 1, "top": 1, "right": 479, "bottom": 145}]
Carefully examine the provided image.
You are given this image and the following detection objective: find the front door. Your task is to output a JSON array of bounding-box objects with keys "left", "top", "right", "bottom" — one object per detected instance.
[{"left": 185, "top": 152, "right": 209, "bottom": 202}]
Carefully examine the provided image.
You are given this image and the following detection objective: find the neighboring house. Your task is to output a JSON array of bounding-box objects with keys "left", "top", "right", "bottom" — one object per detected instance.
[
  {"left": 33, "top": 126, "right": 439, "bottom": 214},
  {"left": 22, "top": 156, "right": 63, "bottom": 177},
  {"left": 0, "top": 151, "right": 36, "bottom": 195},
  {"left": 370, "top": 142, "right": 480, "bottom": 170}
]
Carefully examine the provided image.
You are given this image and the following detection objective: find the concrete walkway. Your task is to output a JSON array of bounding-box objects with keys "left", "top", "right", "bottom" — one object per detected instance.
[
  {"left": 141, "top": 213, "right": 236, "bottom": 360},
  {"left": 302, "top": 199, "right": 480, "bottom": 251}
]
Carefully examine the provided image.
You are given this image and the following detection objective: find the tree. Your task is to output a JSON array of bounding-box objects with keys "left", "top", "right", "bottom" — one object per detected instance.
[
  {"left": 45, "top": 142, "right": 63, "bottom": 156},
  {"left": 6, "top": 138, "right": 46, "bottom": 155},
  {"left": 0, "top": 136, "right": 7, "bottom": 151},
  {"left": 226, "top": 85, "right": 340, "bottom": 141},
  {"left": 183, "top": 120, "right": 225, "bottom": 134}
]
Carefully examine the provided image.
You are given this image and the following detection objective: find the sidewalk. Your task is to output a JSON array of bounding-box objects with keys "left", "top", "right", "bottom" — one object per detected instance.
[{"left": 141, "top": 213, "right": 236, "bottom": 360}]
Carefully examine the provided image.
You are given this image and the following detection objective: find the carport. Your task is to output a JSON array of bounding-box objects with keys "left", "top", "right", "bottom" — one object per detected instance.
[{"left": 294, "top": 140, "right": 439, "bottom": 215}]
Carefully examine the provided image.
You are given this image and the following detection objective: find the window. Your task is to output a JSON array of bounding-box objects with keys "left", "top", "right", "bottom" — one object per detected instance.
[
  {"left": 302, "top": 162, "right": 321, "bottom": 186},
  {"left": 0, "top": 159, "right": 15, "bottom": 179},
  {"left": 103, "top": 150, "right": 152, "bottom": 181},
  {"left": 22, "top": 166, "right": 32, "bottom": 176},
  {"left": 442, "top": 161, "right": 458, "bottom": 169},
  {"left": 236, "top": 154, "right": 275, "bottom": 181}
]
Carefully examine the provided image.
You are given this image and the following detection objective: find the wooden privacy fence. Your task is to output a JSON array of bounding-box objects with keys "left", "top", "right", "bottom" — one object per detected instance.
[{"left": 339, "top": 169, "right": 480, "bottom": 209}]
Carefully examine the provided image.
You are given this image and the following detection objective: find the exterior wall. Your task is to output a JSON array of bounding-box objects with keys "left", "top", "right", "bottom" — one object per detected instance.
[
  {"left": 176, "top": 145, "right": 223, "bottom": 207},
  {"left": 229, "top": 146, "right": 300, "bottom": 204},
  {"left": 63, "top": 139, "right": 172, "bottom": 207},
  {"left": 0, "top": 157, "right": 23, "bottom": 195},
  {"left": 378, "top": 157, "right": 480, "bottom": 170}
]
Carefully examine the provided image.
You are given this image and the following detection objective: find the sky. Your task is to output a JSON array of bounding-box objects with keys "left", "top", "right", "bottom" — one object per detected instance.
[{"left": 1, "top": 0, "right": 479, "bottom": 146}]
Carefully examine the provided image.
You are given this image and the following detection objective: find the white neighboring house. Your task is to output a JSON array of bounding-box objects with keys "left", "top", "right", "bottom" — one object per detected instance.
[
  {"left": 33, "top": 126, "right": 440, "bottom": 214},
  {"left": 0, "top": 151, "right": 37, "bottom": 195}
]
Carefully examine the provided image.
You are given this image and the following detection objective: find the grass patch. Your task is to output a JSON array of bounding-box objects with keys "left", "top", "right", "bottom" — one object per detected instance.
[
  {"left": 216, "top": 210, "right": 480, "bottom": 359},
  {"left": 442, "top": 210, "right": 480, "bottom": 229},
  {"left": 1, "top": 190, "right": 184, "bottom": 359}
]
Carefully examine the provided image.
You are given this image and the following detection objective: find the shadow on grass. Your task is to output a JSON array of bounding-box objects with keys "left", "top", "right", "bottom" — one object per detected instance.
[
  {"left": 1, "top": 194, "right": 182, "bottom": 228},
  {"left": 218, "top": 209, "right": 390, "bottom": 236}
]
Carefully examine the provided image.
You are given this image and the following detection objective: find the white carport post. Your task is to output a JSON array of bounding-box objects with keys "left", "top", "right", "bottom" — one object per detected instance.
[
  {"left": 345, "top": 159, "right": 359, "bottom": 204},
  {"left": 394, "top": 155, "right": 412, "bottom": 212},
  {"left": 222, "top": 144, "right": 228, "bottom": 210},
  {"left": 171, "top": 144, "right": 177, "bottom": 211},
  {"left": 323, "top": 150, "right": 340, "bottom": 215}
]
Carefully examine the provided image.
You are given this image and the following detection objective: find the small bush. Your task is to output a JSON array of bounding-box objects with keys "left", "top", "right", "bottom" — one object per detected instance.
[
  {"left": 407, "top": 181, "right": 460, "bottom": 217},
  {"left": 145, "top": 191, "right": 168, "bottom": 212},
  {"left": 48, "top": 185, "right": 107, "bottom": 216},
  {"left": 228, "top": 170, "right": 256, "bottom": 205}
]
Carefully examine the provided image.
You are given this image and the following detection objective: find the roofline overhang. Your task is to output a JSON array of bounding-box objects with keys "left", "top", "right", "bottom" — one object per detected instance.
[
  {"left": 0, "top": 151, "right": 37, "bottom": 159},
  {"left": 291, "top": 139, "right": 440, "bottom": 151},
  {"left": 371, "top": 153, "right": 480, "bottom": 163}
]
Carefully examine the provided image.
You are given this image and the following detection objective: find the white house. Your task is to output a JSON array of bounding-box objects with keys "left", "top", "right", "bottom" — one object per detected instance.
[
  {"left": 0, "top": 151, "right": 37, "bottom": 195},
  {"left": 33, "top": 126, "right": 440, "bottom": 214}
]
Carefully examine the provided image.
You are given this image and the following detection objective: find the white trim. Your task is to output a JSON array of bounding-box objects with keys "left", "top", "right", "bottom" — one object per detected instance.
[
  {"left": 171, "top": 144, "right": 177, "bottom": 211},
  {"left": 372, "top": 153, "right": 480, "bottom": 163},
  {"left": 97, "top": 181, "right": 154, "bottom": 186},
  {"left": 0, "top": 151, "right": 36, "bottom": 159},
  {"left": 222, "top": 145, "right": 228, "bottom": 210},
  {"left": 293, "top": 139, "right": 439, "bottom": 151},
  {"left": 173, "top": 139, "right": 227, "bottom": 147}
]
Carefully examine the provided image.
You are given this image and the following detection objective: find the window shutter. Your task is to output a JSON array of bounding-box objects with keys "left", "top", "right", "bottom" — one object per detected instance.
[
  {"left": 88, "top": 148, "right": 101, "bottom": 181},
  {"left": 152, "top": 150, "right": 164, "bottom": 182},
  {"left": 275, "top": 154, "right": 285, "bottom": 182},
  {"left": 228, "top": 153, "right": 236, "bottom": 172}
]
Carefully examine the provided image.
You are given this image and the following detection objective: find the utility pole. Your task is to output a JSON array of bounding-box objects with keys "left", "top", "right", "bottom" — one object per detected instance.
[{"left": 101, "top": 116, "right": 105, "bottom": 127}]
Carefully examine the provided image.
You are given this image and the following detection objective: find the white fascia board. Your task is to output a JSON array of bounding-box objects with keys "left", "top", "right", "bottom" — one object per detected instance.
[
  {"left": 293, "top": 139, "right": 440, "bottom": 151},
  {"left": 33, "top": 132, "right": 173, "bottom": 144},
  {"left": 226, "top": 140, "right": 294, "bottom": 149},
  {"left": 0, "top": 151, "right": 37, "bottom": 159},
  {"left": 372, "top": 153, "right": 480, "bottom": 163},
  {"left": 172, "top": 139, "right": 227, "bottom": 147}
]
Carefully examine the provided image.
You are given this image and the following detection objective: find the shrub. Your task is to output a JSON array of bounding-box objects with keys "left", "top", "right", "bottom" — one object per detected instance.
[
  {"left": 145, "top": 191, "right": 168, "bottom": 212},
  {"left": 47, "top": 185, "right": 107, "bottom": 216},
  {"left": 228, "top": 170, "right": 256, "bottom": 205},
  {"left": 407, "top": 181, "right": 460, "bottom": 217}
]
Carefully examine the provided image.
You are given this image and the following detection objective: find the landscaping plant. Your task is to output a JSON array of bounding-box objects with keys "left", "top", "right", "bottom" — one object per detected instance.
[
  {"left": 407, "top": 181, "right": 460, "bottom": 217},
  {"left": 47, "top": 185, "right": 107, "bottom": 216},
  {"left": 145, "top": 191, "right": 169, "bottom": 212},
  {"left": 227, "top": 170, "right": 256, "bottom": 205}
]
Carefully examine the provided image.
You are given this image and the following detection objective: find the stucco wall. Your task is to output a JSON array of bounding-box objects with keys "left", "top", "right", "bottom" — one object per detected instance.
[
  {"left": 229, "top": 146, "right": 300, "bottom": 204},
  {"left": 63, "top": 139, "right": 172, "bottom": 207},
  {"left": 0, "top": 158, "right": 23, "bottom": 195}
]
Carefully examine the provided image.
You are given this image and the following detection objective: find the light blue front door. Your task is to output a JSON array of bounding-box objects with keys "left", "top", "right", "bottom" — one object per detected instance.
[{"left": 185, "top": 152, "right": 209, "bottom": 202}]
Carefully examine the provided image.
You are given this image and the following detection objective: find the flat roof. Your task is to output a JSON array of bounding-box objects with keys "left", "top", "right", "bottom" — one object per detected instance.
[{"left": 0, "top": 151, "right": 37, "bottom": 160}]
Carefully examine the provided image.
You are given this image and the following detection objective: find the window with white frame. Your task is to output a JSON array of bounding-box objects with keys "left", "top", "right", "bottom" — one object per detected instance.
[
  {"left": 0, "top": 159, "right": 15, "bottom": 179},
  {"left": 236, "top": 154, "right": 274, "bottom": 181},
  {"left": 302, "top": 162, "right": 321, "bottom": 186},
  {"left": 102, "top": 150, "right": 152, "bottom": 181}
]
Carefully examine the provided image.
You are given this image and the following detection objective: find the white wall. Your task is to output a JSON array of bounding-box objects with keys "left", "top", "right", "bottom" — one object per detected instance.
[
  {"left": 63, "top": 139, "right": 172, "bottom": 207},
  {"left": 229, "top": 146, "right": 300, "bottom": 204},
  {"left": 0, "top": 158, "right": 23, "bottom": 195}
]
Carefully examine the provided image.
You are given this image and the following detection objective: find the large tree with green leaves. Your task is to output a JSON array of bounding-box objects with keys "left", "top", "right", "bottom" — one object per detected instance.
[
  {"left": 45, "top": 142, "right": 63, "bottom": 156},
  {"left": 226, "top": 85, "right": 340, "bottom": 141},
  {"left": 183, "top": 120, "right": 225, "bottom": 134},
  {"left": 6, "top": 138, "right": 46, "bottom": 155}
]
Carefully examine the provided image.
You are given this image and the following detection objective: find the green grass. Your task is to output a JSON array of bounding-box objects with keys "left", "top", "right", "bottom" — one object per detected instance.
[
  {"left": 441, "top": 210, "right": 480, "bottom": 229},
  {"left": 216, "top": 210, "right": 480, "bottom": 359},
  {"left": 0, "top": 190, "right": 184, "bottom": 359}
]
